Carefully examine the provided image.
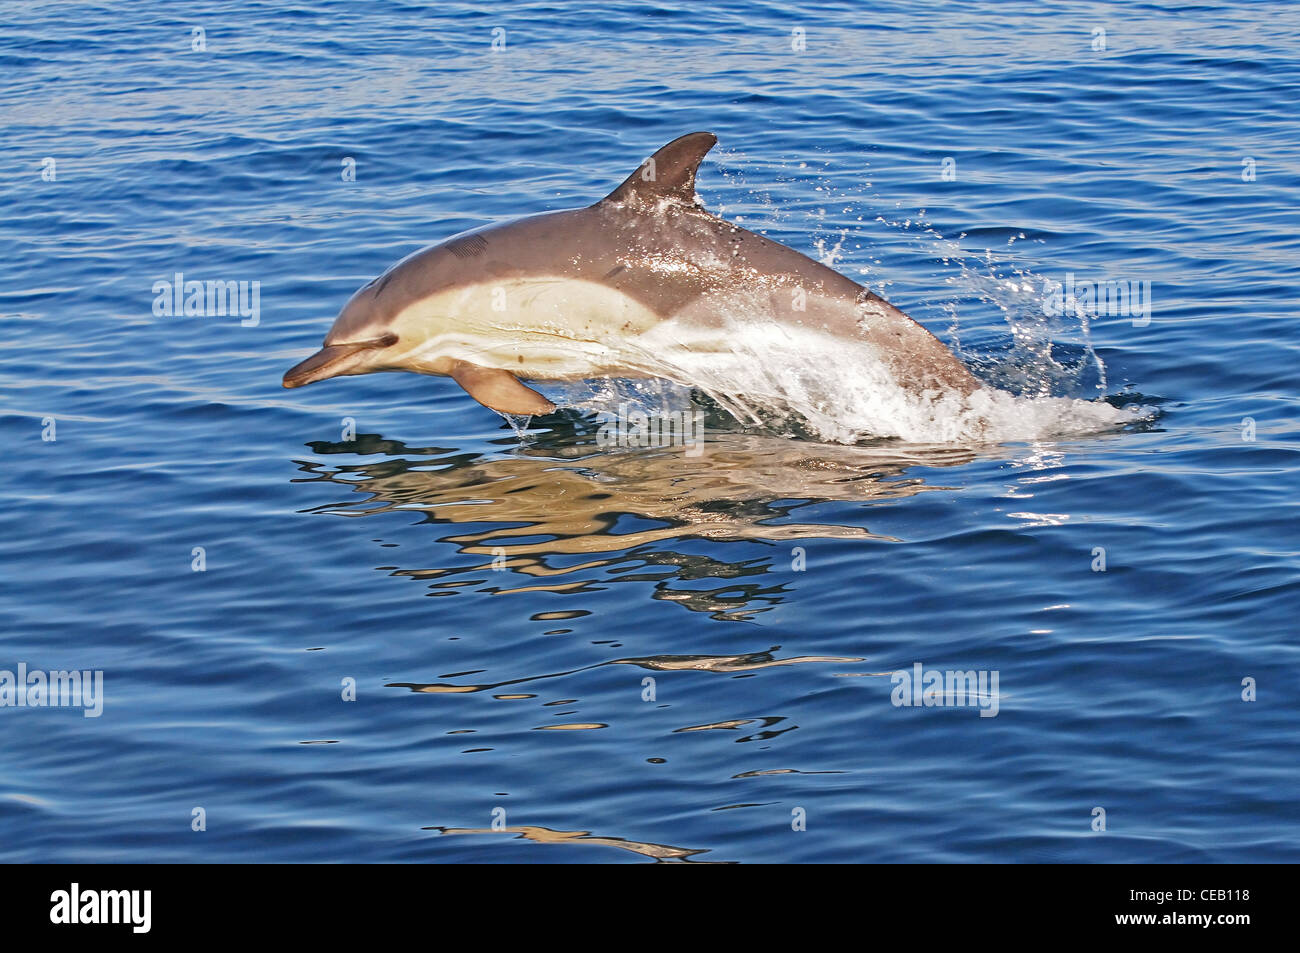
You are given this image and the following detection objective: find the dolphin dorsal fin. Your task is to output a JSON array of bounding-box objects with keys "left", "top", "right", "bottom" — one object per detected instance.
[{"left": 600, "top": 132, "right": 718, "bottom": 207}]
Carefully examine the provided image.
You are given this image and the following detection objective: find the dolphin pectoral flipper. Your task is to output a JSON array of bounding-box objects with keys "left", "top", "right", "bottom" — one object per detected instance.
[
  {"left": 601, "top": 131, "right": 717, "bottom": 207},
  {"left": 448, "top": 361, "right": 556, "bottom": 416}
]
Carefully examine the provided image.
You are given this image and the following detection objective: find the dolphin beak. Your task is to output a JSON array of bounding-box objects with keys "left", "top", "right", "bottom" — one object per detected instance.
[
  {"left": 282, "top": 343, "right": 369, "bottom": 388},
  {"left": 282, "top": 334, "right": 398, "bottom": 389}
]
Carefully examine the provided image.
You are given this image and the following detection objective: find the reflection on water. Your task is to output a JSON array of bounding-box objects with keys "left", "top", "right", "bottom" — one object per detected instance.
[
  {"left": 388, "top": 647, "right": 866, "bottom": 695},
  {"left": 293, "top": 418, "right": 976, "bottom": 621},
  {"left": 426, "top": 824, "right": 726, "bottom": 863}
]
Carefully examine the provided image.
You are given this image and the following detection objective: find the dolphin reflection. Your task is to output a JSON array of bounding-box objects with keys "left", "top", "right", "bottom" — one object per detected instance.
[
  {"left": 426, "top": 824, "right": 726, "bottom": 863},
  {"left": 387, "top": 646, "right": 866, "bottom": 695},
  {"left": 292, "top": 422, "right": 976, "bottom": 619}
]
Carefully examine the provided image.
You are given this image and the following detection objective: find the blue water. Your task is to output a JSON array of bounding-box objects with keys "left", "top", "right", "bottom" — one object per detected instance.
[{"left": 3, "top": 0, "right": 1298, "bottom": 862}]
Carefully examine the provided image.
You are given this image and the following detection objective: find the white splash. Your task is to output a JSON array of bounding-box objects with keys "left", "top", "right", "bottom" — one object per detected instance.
[
  {"left": 545, "top": 160, "right": 1150, "bottom": 445},
  {"left": 544, "top": 315, "right": 1139, "bottom": 445}
]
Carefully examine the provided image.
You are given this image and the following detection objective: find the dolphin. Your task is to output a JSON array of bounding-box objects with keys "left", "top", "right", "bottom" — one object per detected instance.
[{"left": 282, "top": 132, "right": 978, "bottom": 414}]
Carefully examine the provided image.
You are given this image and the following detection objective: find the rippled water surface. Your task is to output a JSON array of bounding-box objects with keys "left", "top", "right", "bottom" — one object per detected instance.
[{"left": 3, "top": 1, "right": 1299, "bottom": 862}]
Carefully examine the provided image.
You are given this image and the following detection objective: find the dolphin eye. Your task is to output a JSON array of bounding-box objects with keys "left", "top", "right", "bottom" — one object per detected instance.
[{"left": 340, "top": 332, "right": 398, "bottom": 349}]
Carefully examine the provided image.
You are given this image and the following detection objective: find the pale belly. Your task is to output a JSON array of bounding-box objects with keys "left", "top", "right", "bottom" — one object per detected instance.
[
  {"left": 377, "top": 274, "right": 963, "bottom": 395},
  {"left": 386, "top": 277, "right": 734, "bottom": 381}
]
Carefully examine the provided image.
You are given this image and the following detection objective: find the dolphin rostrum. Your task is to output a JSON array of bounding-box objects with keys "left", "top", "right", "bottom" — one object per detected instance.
[{"left": 282, "top": 132, "right": 978, "bottom": 415}]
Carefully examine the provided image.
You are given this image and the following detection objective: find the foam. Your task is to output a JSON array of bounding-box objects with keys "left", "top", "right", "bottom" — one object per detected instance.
[{"left": 548, "top": 318, "right": 1142, "bottom": 445}]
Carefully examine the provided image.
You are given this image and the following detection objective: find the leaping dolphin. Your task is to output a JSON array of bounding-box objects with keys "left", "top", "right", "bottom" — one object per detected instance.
[{"left": 282, "top": 132, "right": 979, "bottom": 414}]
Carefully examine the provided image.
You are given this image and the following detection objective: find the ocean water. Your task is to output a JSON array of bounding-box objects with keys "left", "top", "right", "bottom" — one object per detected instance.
[{"left": 2, "top": 0, "right": 1298, "bottom": 863}]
